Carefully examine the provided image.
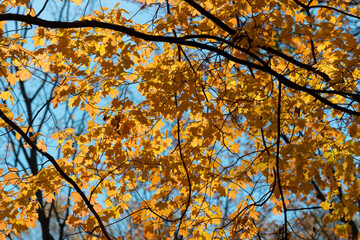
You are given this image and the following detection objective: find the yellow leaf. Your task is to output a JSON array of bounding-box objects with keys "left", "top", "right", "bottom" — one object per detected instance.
[
  {"left": 109, "top": 88, "right": 119, "bottom": 98},
  {"left": 7, "top": 73, "right": 18, "bottom": 85},
  {"left": 295, "top": 12, "right": 306, "bottom": 23},
  {"left": 72, "top": 0, "right": 82, "bottom": 6},
  {"left": 320, "top": 201, "right": 331, "bottom": 211},
  {"left": 18, "top": 69, "right": 31, "bottom": 81},
  {"left": 37, "top": 139, "right": 47, "bottom": 152},
  {"left": 33, "top": 35, "right": 45, "bottom": 47},
  {"left": 229, "top": 190, "right": 237, "bottom": 199},
  {"left": 4, "top": 171, "right": 19, "bottom": 185},
  {"left": 25, "top": 7, "right": 36, "bottom": 16},
  {"left": 0, "top": 91, "right": 12, "bottom": 101},
  {"left": 44, "top": 193, "right": 55, "bottom": 203}
]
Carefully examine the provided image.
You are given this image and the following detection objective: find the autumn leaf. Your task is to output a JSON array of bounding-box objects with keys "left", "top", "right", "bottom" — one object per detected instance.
[
  {"left": 0, "top": 0, "right": 360, "bottom": 239},
  {"left": 3, "top": 171, "right": 19, "bottom": 185}
]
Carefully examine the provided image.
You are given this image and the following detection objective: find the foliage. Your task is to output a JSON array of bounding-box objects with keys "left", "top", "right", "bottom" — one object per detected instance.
[{"left": 0, "top": 0, "right": 360, "bottom": 239}]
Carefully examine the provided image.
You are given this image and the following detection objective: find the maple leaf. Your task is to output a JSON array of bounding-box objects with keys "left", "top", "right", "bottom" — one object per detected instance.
[{"left": 1, "top": 0, "right": 360, "bottom": 239}]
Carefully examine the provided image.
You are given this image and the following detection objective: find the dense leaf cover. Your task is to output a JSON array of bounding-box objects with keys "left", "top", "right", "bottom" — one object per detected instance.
[{"left": 0, "top": 0, "right": 360, "bottom": 239}]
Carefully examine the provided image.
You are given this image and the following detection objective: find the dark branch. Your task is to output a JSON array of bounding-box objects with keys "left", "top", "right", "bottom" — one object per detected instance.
[
  {"left": 0, "top": 14, "right": 359, "bottom": 116},
  {"left": 0, "top": 109, "right": 113, "bottom": 240},
  {"left": 182, "top": 0, "right": 236, "bottom": 35}
]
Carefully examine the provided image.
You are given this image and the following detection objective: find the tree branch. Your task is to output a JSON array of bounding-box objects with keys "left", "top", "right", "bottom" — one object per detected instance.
[
  {"left": 0, "top": 109, "right": 113, "bottom": 240},
  {"left": 0, "top": 14, "right": 358, "bottom": 116},
  {"left": 182, "top": 0, "right": 236, "bottom": 35}
]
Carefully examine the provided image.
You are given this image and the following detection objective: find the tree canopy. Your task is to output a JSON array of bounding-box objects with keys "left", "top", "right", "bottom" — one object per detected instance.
[{"left": 0, "top": 0, "right": 360, "bottom": 239}]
